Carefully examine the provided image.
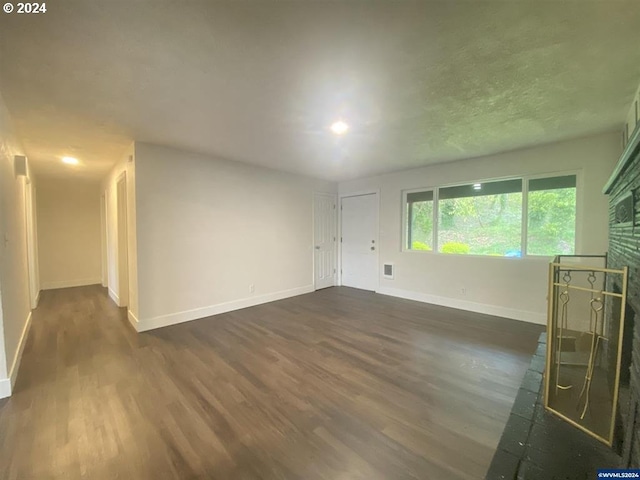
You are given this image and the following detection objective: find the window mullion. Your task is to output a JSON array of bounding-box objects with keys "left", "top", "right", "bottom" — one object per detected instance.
[
  {"left": 433, "top": 188, "right": 439, "bottom": 253},
  {"left": 407, "top": 201, "right": 413, "bottom": 250},
  {"left": 522, "top": 177, "right": 528, "bottom": 257}
]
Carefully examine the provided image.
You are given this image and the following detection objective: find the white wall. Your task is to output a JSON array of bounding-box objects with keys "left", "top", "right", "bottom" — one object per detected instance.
[
  {"left": 37, "top": 177, "right": 102, "bottom": 289},
  {"left": 102, "top": 144, "right": 138, "bottom": 322},
  {"left": 623, "top": 80, "right": 640, "bottom": 144},
  {"left": 339, "top": 132, "right": 621, "bottom": 324},
  {"left": 0, "top": 93, "right": 34, "bottom": 397},
  {"left": 133, "top": 142, "right": 336, "bottom": 331}
]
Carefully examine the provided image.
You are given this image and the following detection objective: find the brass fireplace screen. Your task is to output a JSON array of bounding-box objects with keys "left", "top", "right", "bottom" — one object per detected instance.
[{"left": 545, "top": 255, "right": 629, "bottom": 446}]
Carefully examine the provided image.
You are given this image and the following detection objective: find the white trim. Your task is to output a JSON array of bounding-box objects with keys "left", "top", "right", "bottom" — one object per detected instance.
[
  {"left": 116, "top": 174, "right": 129, "bottom": 308},
  {"left": 108, "top": 288, "right": 120, "bottom": 305},
  {"left": 433, "top": 187, "right": 440, "bottom": 252},
  {"left": 9, "top": 311, "right": 32, "bottom": 389},
  {"left": 34, "top": 289, "right": 41, "bottom": 309},
  {"left": 127, "top": 310, "right": 139, "bottom": 330},
  {"left": 338, "top": 188, "right": 380, "bottom": 199},
  {"left": 41, "top": 278, "right": 102, "bottom": 290},
  {"left": 25, "top": 181, "right": 39, "bottom": 310},
  {"left": 574, "top": 169, "right": 585, "bottom": 254},
  {"left": 521, "top": 175, "right": 529, "bottom": 256},
  {"left": 377, "top": 286, "right": 546, "bottom": 325},
  {"left": 101, "top": 192, "right": 108, "bottom": 288},
  {"left": 311, "top": 191, "right": 315, "bottom": 288},
  {"left": 135, "top": 285, "right": 315, "bottom": 332},
  {"left": 0, "top": 379, "right": 10, "bottom": 399},
  {"left": 402, "top": 187, "right": 436, "bottom": 253}
]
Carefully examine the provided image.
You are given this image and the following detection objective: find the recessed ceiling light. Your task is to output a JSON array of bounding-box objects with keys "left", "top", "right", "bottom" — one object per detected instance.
[
  {"left": 330, "top": 120, "right": 349, "bottom": 135},
  {"left": 62, "top": 157, "right": 79, "bottom": 165},
  {"left": 473, "top": 183, "right": 482, "bottom": 190}
]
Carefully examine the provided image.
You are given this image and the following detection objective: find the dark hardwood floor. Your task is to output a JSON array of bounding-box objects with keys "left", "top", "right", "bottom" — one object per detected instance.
[{"left": 0, "top": 286, "right": 543, "bottom": 480}]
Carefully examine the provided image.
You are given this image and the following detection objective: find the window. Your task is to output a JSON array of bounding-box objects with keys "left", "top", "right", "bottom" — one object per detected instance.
[
  {"left": 527, "top": 175, "right": 576, "bottom": 256},
  {"left": 406, "top": 190, "right": 433, "bottom": 250},
  {"left": 438, "top": 179, "right": 522, "bottom": 256},
  {"left": 403, "top": 173, "right": 578, "bottom": 257}
]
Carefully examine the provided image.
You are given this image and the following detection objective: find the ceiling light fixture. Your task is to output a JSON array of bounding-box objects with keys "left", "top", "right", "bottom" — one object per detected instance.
[
  {"left": 62, "top": 157, "right": 79, "bottom": 165},
  {"left": 473, "top": 183, "right": 482, "bottom": 190},
  {"left": 330, "top": 120, "right": 349, "bottom": 135}
]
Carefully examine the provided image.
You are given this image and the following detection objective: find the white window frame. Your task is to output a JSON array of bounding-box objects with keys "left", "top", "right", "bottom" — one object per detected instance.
[
  {"left": 524, "top": 170, "right": 581, "bottom": 257},
  {"left": 402, "top": 187, "right": 437, "bottom": 253},
  {"left": 401, "top": 170, "right": 581, "bottom": 258}
]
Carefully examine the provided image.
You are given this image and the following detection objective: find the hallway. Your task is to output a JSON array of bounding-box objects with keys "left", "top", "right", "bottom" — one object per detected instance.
[{"left": 0, "top": 286, "right": 542, "bottom": 479}]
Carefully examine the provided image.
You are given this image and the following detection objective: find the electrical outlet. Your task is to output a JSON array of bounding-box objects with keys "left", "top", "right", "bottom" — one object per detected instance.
[
  {"left": 249, "top": 284, "right": 255, "bottom": 293},
  {"left": 461, "top": 286, "right": 466, "bottom": 295}
]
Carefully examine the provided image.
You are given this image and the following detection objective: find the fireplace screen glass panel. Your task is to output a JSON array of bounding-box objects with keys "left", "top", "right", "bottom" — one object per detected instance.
[{"left": 545, "top": 256, "right": 628, "bottom": 445}]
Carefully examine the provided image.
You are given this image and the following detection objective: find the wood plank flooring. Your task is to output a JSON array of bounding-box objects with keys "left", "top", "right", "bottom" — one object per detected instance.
[{"left": 0, "top": 286, "right": 543, "bottom": 480}]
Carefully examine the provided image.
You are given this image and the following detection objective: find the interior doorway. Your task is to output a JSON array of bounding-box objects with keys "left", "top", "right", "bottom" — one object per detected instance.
[
  {"left": 313, "top": 193, "right": 337, "bottom": 290},
  {"left": 116, "top": 174, "right": 129, "bottom": 307},
  {"left": 340, "top": 193, "right": 378, "bottom": 291}
]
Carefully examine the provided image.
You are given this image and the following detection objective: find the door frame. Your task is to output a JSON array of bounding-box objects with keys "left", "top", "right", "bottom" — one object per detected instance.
[
  {"left": 100, "top": 192, "right": 108, "bottom": 288},
  {"left": 312, "top": 192, "right": 338, "bottom": 290},
  {"left": 338, "top": 189, "right": 380, "bottom": 291},
  {"left": 116, "top": 173, "right": 129, "bottom": 307},
  {"left": 24, "top": 180, "right": 39, "bottom": 309}
]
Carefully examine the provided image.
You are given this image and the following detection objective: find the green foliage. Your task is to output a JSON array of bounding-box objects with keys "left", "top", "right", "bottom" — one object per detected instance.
[
  {"left": 439, "top": 201, "right": 455, "bottom": 229},
  {"left": 411, "top": 241, "right": 432, "bottom": 251},
  {"left": 527, "top": 188, "right": 576, "bottom": 255},
  {"left": 441, "top": 241, "right": 470, "bottom": 255},
  {"left": 408, "top": 185, "right": 576, "bottom": 257},
  {"left": 438, "top": 193, "right": 522, "bottom": 255},
  {"left": 409, "top": 200, "right": 434, "bottom": 249}
]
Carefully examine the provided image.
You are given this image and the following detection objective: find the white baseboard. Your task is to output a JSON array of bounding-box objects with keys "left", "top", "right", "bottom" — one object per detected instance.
[
  {"left": 0, "top": 379, "right": 10, "bottom": 399},
  {"left": 127, "top": 310, "right": 139, "bottom": 330},
  {"left": 136, "top": 285, "right": 315, "bottom": 332},
  {"left": 377, "top": 286, "right": 546, "bottom": 325},
  {"left": 0, "top": 310, "right": 33, "bottom": 398},
  {"left": 30, "top": 289, "right": 41, "bottom": 310},
  {"left": 108, "top": 288, "right": 120, "bottom": 306},
  {"left": 41, "top": 278, "right": 102, "bottom": 290},
  {"left": 9, "top": 311, "right": 32, "bottom": 390}
]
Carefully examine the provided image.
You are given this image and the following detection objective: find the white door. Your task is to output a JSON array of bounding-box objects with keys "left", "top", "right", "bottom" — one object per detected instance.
[
  {"left": 314, "top": 193, "right": 337, "bottom": 290},
  {"left": 341, "top": 193, "right": 378, "bottom": 291}
]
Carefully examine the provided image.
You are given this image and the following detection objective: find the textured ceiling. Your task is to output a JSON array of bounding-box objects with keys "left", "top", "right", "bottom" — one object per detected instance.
[{"left": 1, "top": 1, "right": 640, "bottom": 181}]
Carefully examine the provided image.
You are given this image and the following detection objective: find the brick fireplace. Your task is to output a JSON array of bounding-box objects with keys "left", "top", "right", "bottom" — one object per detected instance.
[
  {"left": 604, "top": 124, "right": 640, "bottom": 468},
  {"left": 486, "top": 102, "right": 640, "bottom": 480}
]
